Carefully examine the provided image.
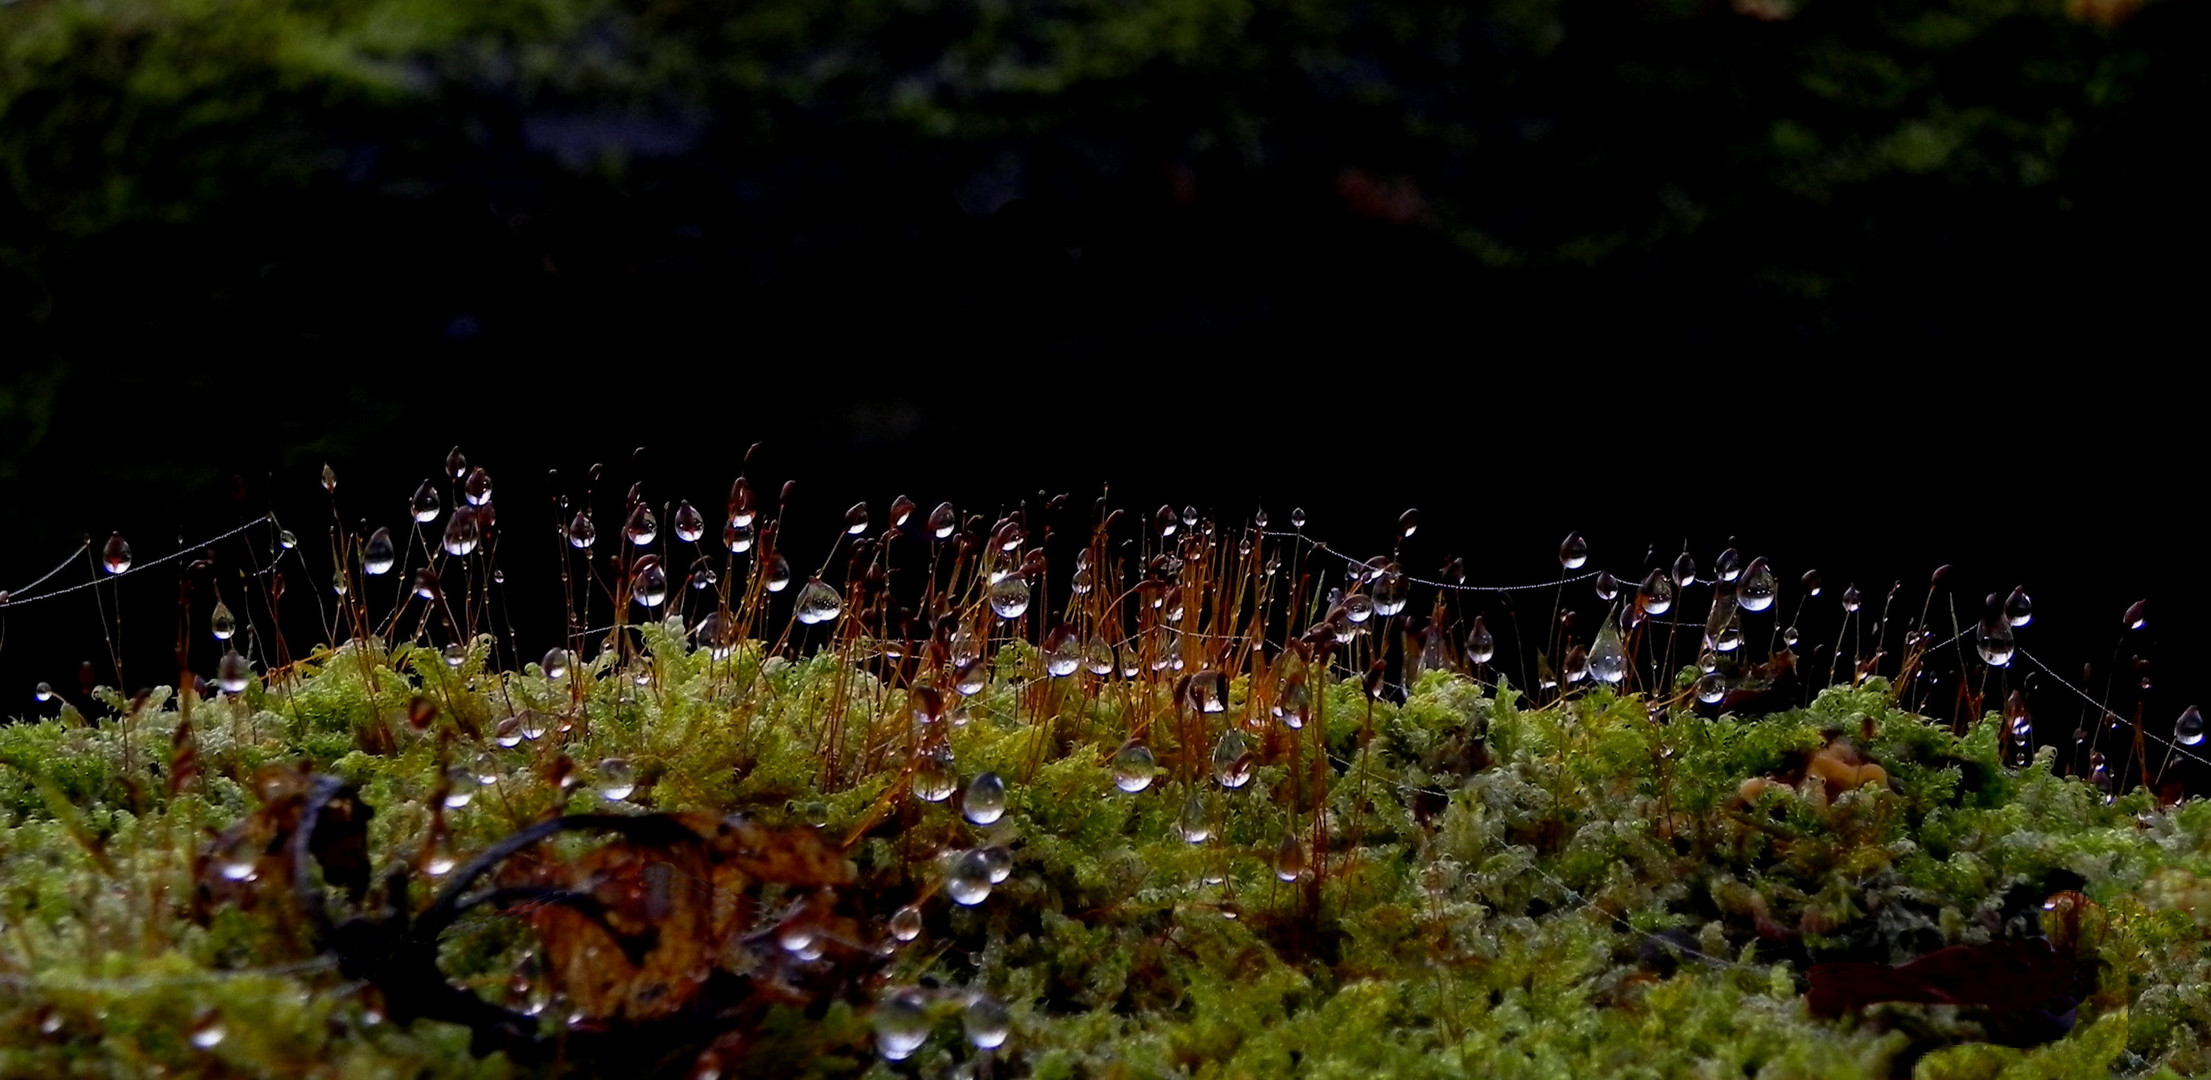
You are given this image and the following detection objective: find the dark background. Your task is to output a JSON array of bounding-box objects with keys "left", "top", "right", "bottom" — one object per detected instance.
[{"left": 1, "top": 0, "right": 2203, "bottom": 779}]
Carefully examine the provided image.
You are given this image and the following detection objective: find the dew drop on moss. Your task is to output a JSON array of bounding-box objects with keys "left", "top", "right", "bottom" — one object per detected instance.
[
  {"left": 1112, "top": 742, "right": 1157, "bottom": 792},
  {"left": 1738, "top": 557, "right": 1777, "bottom": 612},
  {"left": 1273, "top": 831, "right": 1308, "bottom": 882},
  {"left": 913, "top": 747, "right": 958, "bottom": 803},
  {"left": 964, "top": 993, "right": 1011, "bottom": 1050},
  {"left": 889, "top": 904, "right": 924, "bottom": 942},
  {"left": 217, "top": 650, "right": 251, "bottom": 694},
  {"left": 625, "top": 504, "right": 657, "bottom": 546},
  {"left": 362, "top": 527, "right": 396, "bottom": 574},
  {"left": 1465, "top": 616, "right": 1495, "bottom": 665},
  {"left": 1178, "top": 789, "right": 1212, "bottom": 843},
  {"left": 1695, "top": 672, "right": 1726, "bottom": 704},
  {"left": 875, "top": 989, "right": 931, "bottom": 1059},
  {"left": 947, "top": 849, "right": 994, "bottom": 905},
  {"left": 187, "top": 1009, "right": 226, "bottom": 1050},
  {"left": 988, "top": 575, "right": 1031, "bottom": 620},
  {"left": 443, "top": 766, "right": 478, "bottom": 808},
  {"left": 1589, "top": 623, "right": 1626, "bottom": 685},
  {"left": 794, "top": 577, "right": 842, "bottom": 624},
  {"left": 631, "top": 557, "right": 669, "bottom": 608},
  {"left": 1212, "top": 730, "right": 1254, "bottom": 789},
  {"left": 962, "top": 772, "right": 1006, "bottom": 825},
  {"left": 597, "top": 757, "right": 636, "bottom": 801}
]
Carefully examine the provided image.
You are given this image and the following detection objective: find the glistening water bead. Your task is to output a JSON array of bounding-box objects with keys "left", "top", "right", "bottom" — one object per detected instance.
[
  {"left": 364, "top": 527, "right": 396, "bottom": 574},
  {"left": 965, "top": 994, "right": 1012, "bottom": 1050},
  {"left": 962, "top": 772, "right": 1007, "bottom": 825},
  {"left": 947, "top": 848, "right": 995, "bottom": 905},
  {"left": 874, "top": 990, "right": 930, "bottom": 1061},
  {"left": 2177, "top": 705, "right": 2205, "bottom": 748},
  {"left": 101, "top": 533, "right": 131, "bottom": 574},
  {"left": 794, "top": 577, "right": 843, "bottom": 625},
  {"left": 1112, "top": 743, "right": 1157, "bottom": 792}
]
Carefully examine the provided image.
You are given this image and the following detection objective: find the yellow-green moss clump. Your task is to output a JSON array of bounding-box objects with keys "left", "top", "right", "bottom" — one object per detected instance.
[{"left": 2, "top": 630, "right": 2208, "bottom": 1078}]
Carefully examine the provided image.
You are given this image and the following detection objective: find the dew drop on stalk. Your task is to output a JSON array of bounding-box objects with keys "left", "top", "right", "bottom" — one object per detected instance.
[
  {"left": 567, "top": 511, "right": 596, "bottom": 549},
  {"left": 929, "top": 501, "right": 957, "bottom": 539},
  {"left": 964, "top": 993, "right": 1011, "bottom": 1050},
  {"left": 1342, "top": 594, "right": 1376, "bottom": 624},
  {"left": 723, "top": 519, "right": 753, "bottom": 552},
  {"left": 700, "top": 612, "right": 739, "bottom": 659},
  {"left": 963, "top": 772, "right": 1007, "bottom": 825},
  {"left": 1045, "top": 632, "right": 1081, "bottom": 677},
  {"left": 988, "top": 575, "right": 1030, "bottom": 619},
  {"left": 92, "top": 531, "right": 134, "bottom": 576},
  {"left": 1637, "top": 570, "right": 1674, "bottom": 616},
  {"left": 2003, "top": 691, "right": 2034, "bottom": 767},
  {"left": 1562, "top": 645, "right": 1589, "bottom": 684},
  {"left": 1069, "top": 566, "right": 1093, "bottom": 595},
  {"left": 1212, "top": 729, "right": 1254, "bottom": 789},
  {"left": 1589, "top": 622, "right": 1626, "bottom": 685},
  {"left": 209, "top": 601, "right": 236, "bottom": 641},
  {"left": 889, "top": 904, "right": 924, "bottom": 942},
  {"left": 1178, "top": 789, "right": 1212, "bottom": 843},
  {"left": 410, "top": 481, "right": 441, "bottom": 523},
  {"left": 1273, "top": 831, "right": 1308, "bottom": 882},
  {"left": 1559, "top": 532, "right": 1588, "bottom": 569},
  {"left": 687, "top": 556, "right": 717, "bottom": 589},
  {"left": 1714, "top": 547, "right": 1742, "bottom": 583},
  {"left": 596, "top": 757, "right": 635, "bottom": 801},
  {"left": 413, "top": 568, "right": 441, "bottom": 601},
  {"left": 764, "top": 554, "right": 792, "bottom": 593},
  {"left": 947, "top": 848, "right": 994, "bottom": 905},
  {"left": 443, "top": 445, "right": 468, "bottom": 480},
  {"left": 1711, "top": 617, "right": 1742, "bottom": 653},
  {"left": 33, "top": 682, "right": 52, "bottom": 703},
  {"left": 631, "top": 556, "right": 669, "bottom": 608},
  {"left": 1465, "top": 616, "right": 1495, "bottom": 665},
  {"left": 1841, "top": 585, "right": 1862, "bottom": 613},
  {"left": 625, "top": 505, "right": 657, "bottom": 546},
  {"left": 978, "top": 845, "right": 1012, "bottom": 883},
  {"left": 953, "top": 659, "right": 987, "bottom": 696},
  {"left": 2176, "top": 705, "right": 2205, "bottom": 747},
  {"left": 2004, "top": 585, "right": 2033, "bottom": 627},
  {"left": 518, "top": 711, "right": 548, "bottom": 741},
  {"left": 1801, "top": 569, "right": 1822, "bottom": 596},
  {"left": 1671, "top": 552, "right": 1697, "bottom": 588},
  {"left": 1783, "top": 625, "right": 1800, "bottom": 646},
  {"left": 672, "top": 501, "right": 705, "bottom": 543},
  {"left": 217, "top": 650, "right": 251, "bottom": 695},
  {"left": 443, "top": 765, "right": 478, "bottom": 808},
  {"left": 362, "top": 527, "right": 396, "bottom": 574},
  {"left": 1397, "top": 508, "right": 1420, "bottom": 539},
  {"left": 1976, "top": 617, "right": 2015, "bottom": 667},
  {"left": 875, "top": 989, "right": 930, "bottom": 1059},
  {"left": 888, "top": 494, "right": 916, "bottom": 528},
  {"left": 1594, "top": 571, "right": 1619, "bottom": 602},
  {"left": 1371, "top": 566, "right": 1409, "bottom": 616},
  {"left": 494, "top": 717, "right": 523, "bottom": 748},
  {"left": 1698, "top": 649, "right": 1719, "bottom": 673},
  {"left": 541, "top": 647, "right": 569, "bottom": 679},
  {"left": 1111, "top": 742, "right": 1156, "bottom": 792},
  {"left": 1083, "top": 636, "right": 1115, "bottom": 675},
  {"left": 727, "top": 478, "right": 757, "bottom": 526},
  {"left": 278, "top": 529, "right": 298, "bottom": 550},
  {"left": 913, "top": 746, "right": 958, "bottom": 802},
  {"left": 187, "top": 1009, "right": 226, "bottom": 1050},
  {"left": 464, "top": 467, "right": 493, "bottom": 507},
  {"left": 1290, "top": 507, "right": 1306, "bottom": 529},
  {"left": 1695, "top": 672, "right": 1726, "bottom": 704},
  {"left": 442, "top": 643, "right": 468, "bottom": 668},
  {"left": 843, "top": 502, "right": 869, "bottom": 535},
  {"left": 2124, "top": 599, "right": 2147, "bottom": 630},
  {"left": 794, "top": 577, "right": 842, "bottom": 624},
  {"left": 442, "top": 507, "right": 480, "bottom": 556},
  {"left": 1736, "top": 558, "right": 1777, "bottom": 612}
]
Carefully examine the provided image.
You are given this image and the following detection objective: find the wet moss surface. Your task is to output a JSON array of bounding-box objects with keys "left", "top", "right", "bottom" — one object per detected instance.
[{"left": 2, "top": 630, "right": 2207, "bottom": 1078}]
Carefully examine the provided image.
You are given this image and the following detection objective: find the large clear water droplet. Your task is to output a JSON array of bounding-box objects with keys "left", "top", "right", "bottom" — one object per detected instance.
[
  {"left": 1083, "top": 637, "right": 1116, "bottom": 676},
  {"left": 464, "top": 467, "right": 493, "bottom": 507},
  {"left": 964, "top": 993, "right": 1011, "bottom": 1050},
  {"left": 1273, "top": 831, "right": 1308, "bottom": 882},
  {"left": 1714, "top": 547, "right": 1742, "bottom": 583},
  {"left": 597, "top": 757, "right": 635, "bottom": 800},
  {"left": 1112, "top": 742, "right": 1156, "bottom": 792},
  {"left": 1637, "top": 570, "right": 1674, "bottom": 616},
  {"left": 1841, "top": 585, "right": 1862, "bottom": 613},
  {"left": 442, "top": 642, "right": 468, "bottom": 668},
  {"left": 1212, "top": 729, "right": 1254, "bottom": 789},
  {"left": 2004, "top": 585, "right": 2033, "bottom": 627},
  {"left": 794, "top": 577, "right": 842, "bottom": 625},
  {"left": 1044, "top": 632, "right": 1081, "bottom": 677},
  {"left": 672, "top": 501, "right": 705, "bottom": 543},
  {"left": 410, "top": 481, "right": 441, "bottom": 523},
  {"left": 217, "top": 650, "right": 251, "bottom": 694},
  {"left": 875, "top": 989, "right": 931, "bottom": 1060},
  {"left": 2124, "top": 599, "right": 2148, "bottom": 631},
  {"left": 631, "top": 556, "right": 669, "bottom": 608},
  {"left": 2175, "top": 705, "right": 2205, "bottom": 747},
  {"left": 1737, "top": 557, "right": 1777, "bottom": 612},
  {"left": 364, "top": 527, "right": 396, "bottom": 574},
  {"left": 1589, "top": 622, "right": 1626, "bottom": 685},
  {"left": 210, "top": 601, "right": 236, "bottom": 641},
  {"left": 1976, "top": 617, "right": 2015, "bottom": 667},
  {"left": 1801, "top": 569, "right": 1822, "bottom": 596},
  {"left": 1593, "top": 571, "right": 1619, "bottom": 602},
  {"left": 444, "top": 764, "right": 479, "bottom": 809},
  {"left": 1290, "top": 508, "right": 1306, "bottom": 529},
  {"left": 947, "top": 848, "right": 994, "bottom": 905},
  {"left": 963, "top": 772, "right": 1007, "bottom": 825},
  {"left": 1465, "top": 616, "right": 1495, "bottom": 665},
  {"left": 723, "top": 518, "right": 754, "bottom": 552},
  {"left": 843, "top": 502, "right": 869, "bottom": 535},
  {"left": 567, "top": 511, "right": 596, "bottom": 549},
  {"left": 1711, "top": 616, "right": 1742, "bottom": 652},
  {"left": 1371, "top": 567, "right": 1409, "bottom": 616},
  {"left": 1559, "top": 532, "right": 1588, "bottom": 569},
  {"left": 1178, "top": 789, "right": 1211, "bottom": 843},
  {"left": 541, "top": 647, "right": 569, "bottom": 679},
  {"left": 913, "top": 746, "right": 958, "bottom": 802},
  {"left": 1342, "top": 594, "right": 1376, "bottom": 624},
  {"left": 889, "top": 904, "right": 924, "bottom": 942},
  {"left": 1671, "top": 552, "right": 1696, "bottom": 588},
  {"left": 1695, "top": 671, "right": 1726, "bottom": 704},
  {"left": 929, "top": 501, "right": 957, "bottom": 539},
  {"left": 625, "top": 505, "right": 657, "bottom": 546},
  {"left": 764, "top": 554, "right": 792, "bottom": 593},
  {"left": 441, "top": 507, "right": 480, "bottom": 556},
  {"left": 988, "top": 575, "right": 1030, "bottom": 620},
  {"left": 100, "top": 533, "right": 132, "bottom": 574}
]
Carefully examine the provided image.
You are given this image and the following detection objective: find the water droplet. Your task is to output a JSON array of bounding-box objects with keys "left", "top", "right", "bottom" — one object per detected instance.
[
  {"left": 441, "top": 507, "right": 480, "bottom": 556},
  {"left": 875, "top": 989, "right": 931, "bottom": 1059},
  {"left": 567, "top": 511, "right": 596, "bottom": 549},
  {"left": 463, "top": 467, "right": 493, "bottom": 507},
  {"left": 2176, "top": 705, "right": 2205, "bottom": 747},
  {"left": 206, "top": 601, "right": 236, "bottom": 641},
  {"left": 1559, "top": 532, "right": 1588, "bottom": 569},
  {"left": 1841, "top": 585, "right": 1862, "bottom": 613},
  {"left": 535, "top": 647, "right": 568, "bottom": 680},
  {"left": 1714, "top": 547, "right": 1742, "bottom": 583},
  {"left": 444, "top": 446, "right": 468, "bottom": 480},
  {"left": 988, "top": 575, "right": 1030, "bottom": 619},
  {"left": 1112, "top": 742, "right": 1156, "bottom": 792},
  {"left": 1342, "top": 593, "right": 1376, "bottom": 624},
  {"left": 1695, "top": 672, "right": 1726, "bottom": 704},
  {"left": 1711, "top": 617, "right": 1742, "bottom": 652},
  {"left": 494, "top": 717, "right": 523, "bottom": 747},
  {"left": 410, "top": 481, "right": 441, "bottom": 523},
  {"left": 764, "top": 554, "right": 792, "bottom": 593},
  {"left": 887, "top": 494, "right": 916, "bottom": 528},
  {"left": 597, "top": 757, "right": 635, "bottom": 801},
  {"left": 442, "top": 643, "right": 468, "bottom": 668},
  {"left": 1083, "top": 637, "right": 1116, "bottom": 676},
  {"left": 444, "top": 765, "right": 478, "bottom": 808},
  {"left": 1371, "top": 566, "right": 1409, "bottom": 616},
  {"left": 1783, "top": 625, "right": 1800, "bottom": 646},
  {"left": 913, "top": 746, "right": 958, "bottom": 802},
  {"left": 360, "top": 527, "right": 396, "bottom": 575},
  {"left": 947, "top": 848, "right": 994, "bottom": 905},
  {"left": 188, "top": 1009, "right": 227, "bottom": 1050},
  {"left": 671, "top": 501, "right": 705, "bottom": 543},
  {"left": 1801, "top": 569, "right": 1822, "bottom": 596},
  {"left": 1671, "top": 552, "right": 1697, "bottom": 588},
  {"left": 320, "top": 464, "right": 337, "bottom": 493},
  {"left": 1562, "top": 645, "right": 1589, "bottom": 684},
  {"left": 1737, "top": 557, "right": 1776, "bottom": 612},
  {"left": 1465, "top": 616, "right": 1495, "bottom": 665},
  {"left": 93, "top": 532, "right": 133, "bottom": 575},
  {"left": 1636, "top": 570, "right": 1674, "bottom": 616},
  {"left": 631, "top": 556, "right": 669, "bottom": 608},
  {"left": 32, "top": 681, "right": 52, "bottom": 703},
  {"left": 1044, "top": 632, "right": 1081, "bottom": 677},
  {"left": 518, "top": 711, "right": 548, "bottom": 740},
  {"left": 1178, "top": 789, "right": 1212, "bottom": 843},
  {"left": 2001, "top": 585, "right": 2033, "bottom": 627},
  {"left": 1290, "top": 507, "right": 1307, "bottom": 529},
  {"left": 625, "top": 505, "right": 657, "bottom": 546},
  {"left": 1976, "top": 617, "right": 2015, "bottom": 667},
  {"left": 889, "top": 904, "right": 924, "bottom": 942},
  {"left": 953, "top": 659, "right": 988, "bottom": 696},
  {"left": 978, "top": 845, "right": 1012, "bottom": 883},
  {"left": 277, "top": 529, "right": 298, "bottom": 550},
  {"left": 1589, "top": 623, "right": 1626, "bottom": 685},
  {"left": 928, "top": 501, "right": 958, "bottom": 539},
  {"left": 843, "top": 502, "right": 869, "bottom": 535},
  {"left": 793, "top": 577, "right": 842, "bottom": 625},
  {"left": 1698, "top": 649, "right": 1719, "bottom": 673},
  {"left": 963, "top": 772, "right": 1007, "bottom": 825},
  {"left": 1212, "top": 729, "right": 1254, "bottom": 789},
  {"left": 2124, "top": 599, "right": 2148, "bottom": 631},
  {"left": 964, "top": 993, "right": 1011, "bottom": 1050},
  {"left": 217, "top": 650, "right": 251, "bottom": 694},
  {"left": 1593, "top": 571, "right": 1619, "bottom": 602}
]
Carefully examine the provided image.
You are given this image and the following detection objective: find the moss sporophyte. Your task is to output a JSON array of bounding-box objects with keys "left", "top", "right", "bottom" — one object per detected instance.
[{"left": 0, "top": 456, "right": 2206, "bottom": 1078}]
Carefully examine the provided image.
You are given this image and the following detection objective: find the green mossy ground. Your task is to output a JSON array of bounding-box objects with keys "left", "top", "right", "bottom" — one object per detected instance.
[{"left": 2, "top": 628, "right": 2208, "bottom": 1078}]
